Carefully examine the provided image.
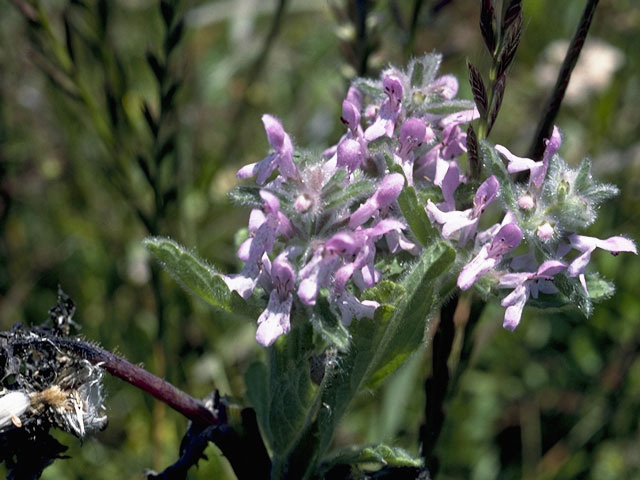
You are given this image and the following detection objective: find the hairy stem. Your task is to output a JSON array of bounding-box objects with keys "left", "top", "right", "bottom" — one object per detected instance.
[{"left": 527, "top": 0, "right": 599, "bottom": 160}]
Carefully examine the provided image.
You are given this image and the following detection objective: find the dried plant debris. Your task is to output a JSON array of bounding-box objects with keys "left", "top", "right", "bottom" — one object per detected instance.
[{"left": 0, "top": 289, "right": 107, "bottom": 478}]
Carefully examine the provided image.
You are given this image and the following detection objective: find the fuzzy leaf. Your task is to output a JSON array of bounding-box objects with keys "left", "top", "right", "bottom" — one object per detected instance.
[
  {"left": 321, "top": 444, "right": 422, "bottom": 472},
  {"left": 409, "top": 60, "right": 424, "bottom": 87},
  {"left": 409, "top": 53, "right": 442, "bottom": 87},
  {"left": 244, "top": 362, "right": 270, "bottom": 446},
  {"left": 353, "top": 79, "right": 385, "bottom": 100},
  {"left": 323, "top": 179, "right": 375, "bottom": 211},
  {"left": 252, "top": 320, "right": 320, "bottom": 475},
  {"left": 361, "top": 280, "right": 405, "bottom": 304},
  {"left": 527, "top": 274, "right": 614, "bottom": 311},
  {"left": 143, "top": 237, "right": 256, "bottom": 318},
  {"left": 419, "top": 99, "right": 476, "bottom": 116},
  {"left": 586, "top": 274, "right": 615, "bottom": 302},
  {"left": 228, "top": 185, "right": 263, "bottom": 207},
  {"left": 314, "top": 241, "right": 456, "bottom": 461},
  {"left": 553, "top": 274, "right": 592, "bottom": 316},
  {"left": 397, "top": 181, "right": 438, "bottom": 246},
  {"left": 311, "top": 294, "right": 350, "bottom": 351},
  {"left": 480, "top": 140, "right": 517, "bottom": 211}
]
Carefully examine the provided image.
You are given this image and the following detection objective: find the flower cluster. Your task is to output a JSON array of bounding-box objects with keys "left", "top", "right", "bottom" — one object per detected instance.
[
  {"left": 227, "top": 54, "right": 636, "bottom": 346},
  {"left": 227, "top": 54, "right": 482, "bottom": 346}
]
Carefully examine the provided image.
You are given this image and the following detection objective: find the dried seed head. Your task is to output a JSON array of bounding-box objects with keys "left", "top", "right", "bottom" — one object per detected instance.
[{"left": 0, "top": 391, "right": 30, "bottom": 430}]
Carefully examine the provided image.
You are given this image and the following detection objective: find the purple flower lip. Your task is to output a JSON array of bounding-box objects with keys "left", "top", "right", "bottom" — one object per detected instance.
[
  {"left": 487, "top": 223, "right": 523, "bottom": 257},
  {"left": 398, "top": 118, "right": 427, "bottom": 158},
  {"left": 340, "top": 100, "right": 361, "bottom": 134},
  {"left": 349, "top": 173, "right": 404, "bottom": 228},
  {"left": 383, "top": 75, "right": 403, "bottom": 106},
  {"left": 337, "top": 138, "right": 363, "bottom": 173},
  {"left": 495, "top": 125, "right": 561, "bottom": 190},
  {"left": 498, "top": 260, "right": 567, "bottom": 330},
  {"left": 564, "top": 234, "right": 637, "bottom": 292},
  {"left": 457, "top": 222, "right": 523, "bottom": 291},
  {"left": 473, "top": 175, "right": 499, "bottom": 217},
  {"left": 236, "top": 114, "right": 298, "bottom": 185}
]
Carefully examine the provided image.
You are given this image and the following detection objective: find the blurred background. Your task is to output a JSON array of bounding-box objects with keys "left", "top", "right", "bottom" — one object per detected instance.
[{"left": 1, "top": 0, "right": 639, "bottom": 478}]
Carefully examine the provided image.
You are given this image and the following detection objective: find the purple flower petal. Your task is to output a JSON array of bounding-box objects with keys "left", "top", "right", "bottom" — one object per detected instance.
[
  {"left": 297, "top": 250, "right": 340, "bottom": 305},
  {"left": 337, "top": 138, "right": 363, "bottom": 173},
  {"left": 473, "top": 175, "right": 499, "bottom": 217},
  {"left": 567, "top": 234, "right": 637, "bottom": 278},
  {"left": 398, "top": 118, "right": 427, "bottom": 158},
  {"left": 326, "top": 231, "right": 361, "bottom": 256},
  {"left": 426, "top": 200, "right": 476, "bottom": 239},
  {"left": 543, "top": 126, "right": 561, "bottom": 164},
  {"left": 439, "top": 161, "right": 461, "bottom": 209},
  {"left": 382, "top": 75, "right": 403, "bottom": 108},
  {"left": 349, "top": 173, "right": 404, "bottom": 228},
  {"left": 457, "top": 245, "right": 498, "bottom": 290},
  {"left": 536, "top": 260, "right": 567, "bottom": 278},
  {"left": 333, "top": 290, "right": 379, "bottom": 326},
  {"left": 255, "top": 290, "right": 293, "bottom": 347},
  {"left": 341, "top": 100, "right": 361, "bottom": 134},
  {"left": 487, "top": 223, "right": 523, "bottom": 257},
  {"left": 501, "top": 284, "right": 529, "bottom": 331},
  {"left": 271, "top": 254, "right": 295, "bottom": 293},
  {"left": 439, "top": 107, "right": 480, "bottom": 128},
  {"left": 495, "top": 144, "right": 547, "bottom": 190},
  {"left": 345, "top": 86, "right": 362, "bottom": 110},
  {"left": 431, "top": 74, "right": 458, "bottom": 99}
]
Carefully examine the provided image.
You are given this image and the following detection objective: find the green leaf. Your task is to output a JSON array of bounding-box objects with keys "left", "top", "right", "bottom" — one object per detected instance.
[
  {"left": 244, "top": 362, "right": 270, "bottom": 441},
  {"left": 228, "top": 185, "right": 262, "bottom": 207},
  {"left": 366, "top": 136, "right": 396, "bottom": 157},
  {"left": 314, "top": 241, "right": 456, "bottom": 461},
  {"left": 143, "top": 236, "right": 256, "bottom": 318},
  {"left": 321, "top": 444, "right": 422, "bottom": 473},
  {"left": 586, "top": 273, "right": 615, "bottom": 302},
  {"left": 573, "top": 157, "right": 592, "bottom": 192},
  {"left": 323, "top": 178, "right": 375, "bottom": 211},
  {"left": 397, "top": 181, "right": 437, "bottom": 246},
  {"left": 418, "top": 99, "right": 476, "bottom": 115},
  {"left": 353, "top": 78, "right": 385, "bottom": 100},
  {"left": 361, "top": 280, "right": 405, "bottom": 304},
  {"left": 553, "top": 273, "right": 592, "bottom": 317},
  {"left": 480, "top": 140, "right": 517, "bottom": 211},
  {"left": 409, "top": 60, "right": 424, "bottom": 87},
  {"left": 409, "top": 53, "right": 441, "bottom": 87},
  {"left": 311, "top": 294, "right": 351, "bottom": 351},
  {"left": 257, "top": 321, "right": 324, "bottom": 478}
]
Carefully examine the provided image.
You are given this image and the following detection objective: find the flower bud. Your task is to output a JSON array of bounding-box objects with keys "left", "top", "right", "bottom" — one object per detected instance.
[
  {"left": 517, "top": 194, "right": 535, "bottom": 210},
  {"left": 537, "top": 222, "right": 554, "bottom": 240}
]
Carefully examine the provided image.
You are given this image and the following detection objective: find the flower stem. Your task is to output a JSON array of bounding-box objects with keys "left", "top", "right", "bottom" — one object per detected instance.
[
  {"left": 46, "top": 336, "right": 218, "bottom": 425},
  {"left": 421, "top": 293, "right": 459, "bottom": 476},
  {"left": 527, "top": 0, "right": 600, "bottom": 160}
]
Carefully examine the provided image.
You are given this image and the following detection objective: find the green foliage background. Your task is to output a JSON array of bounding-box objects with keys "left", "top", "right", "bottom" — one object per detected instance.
[{"left": 1, "top": 1, "right": 639, "bottom": 478}]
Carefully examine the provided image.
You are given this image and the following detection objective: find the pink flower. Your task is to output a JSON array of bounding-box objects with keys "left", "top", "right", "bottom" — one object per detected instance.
[
  {"left": 256, "top": 255, "right": 296, "bottom": 346},
  {"left": 498, "top": 260, "right": 567, "bottom": 330},
  {"left": 458, "top": 223, "right": 523, "bottom": 290},
  {"left": 364, "top": 76, "right": 403, "bottom": 141},
  {"left": 349, "top": 173, "right": 405, "bottom": 228},
  {"left": 237, "top": 114, "right": 297, "bottom": 184},
  {"left": 495, "top": 126, "right": 561, "bottom": 190},
  {"left": 565, "top": 234, "right": 637, "bottom": 293}
]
